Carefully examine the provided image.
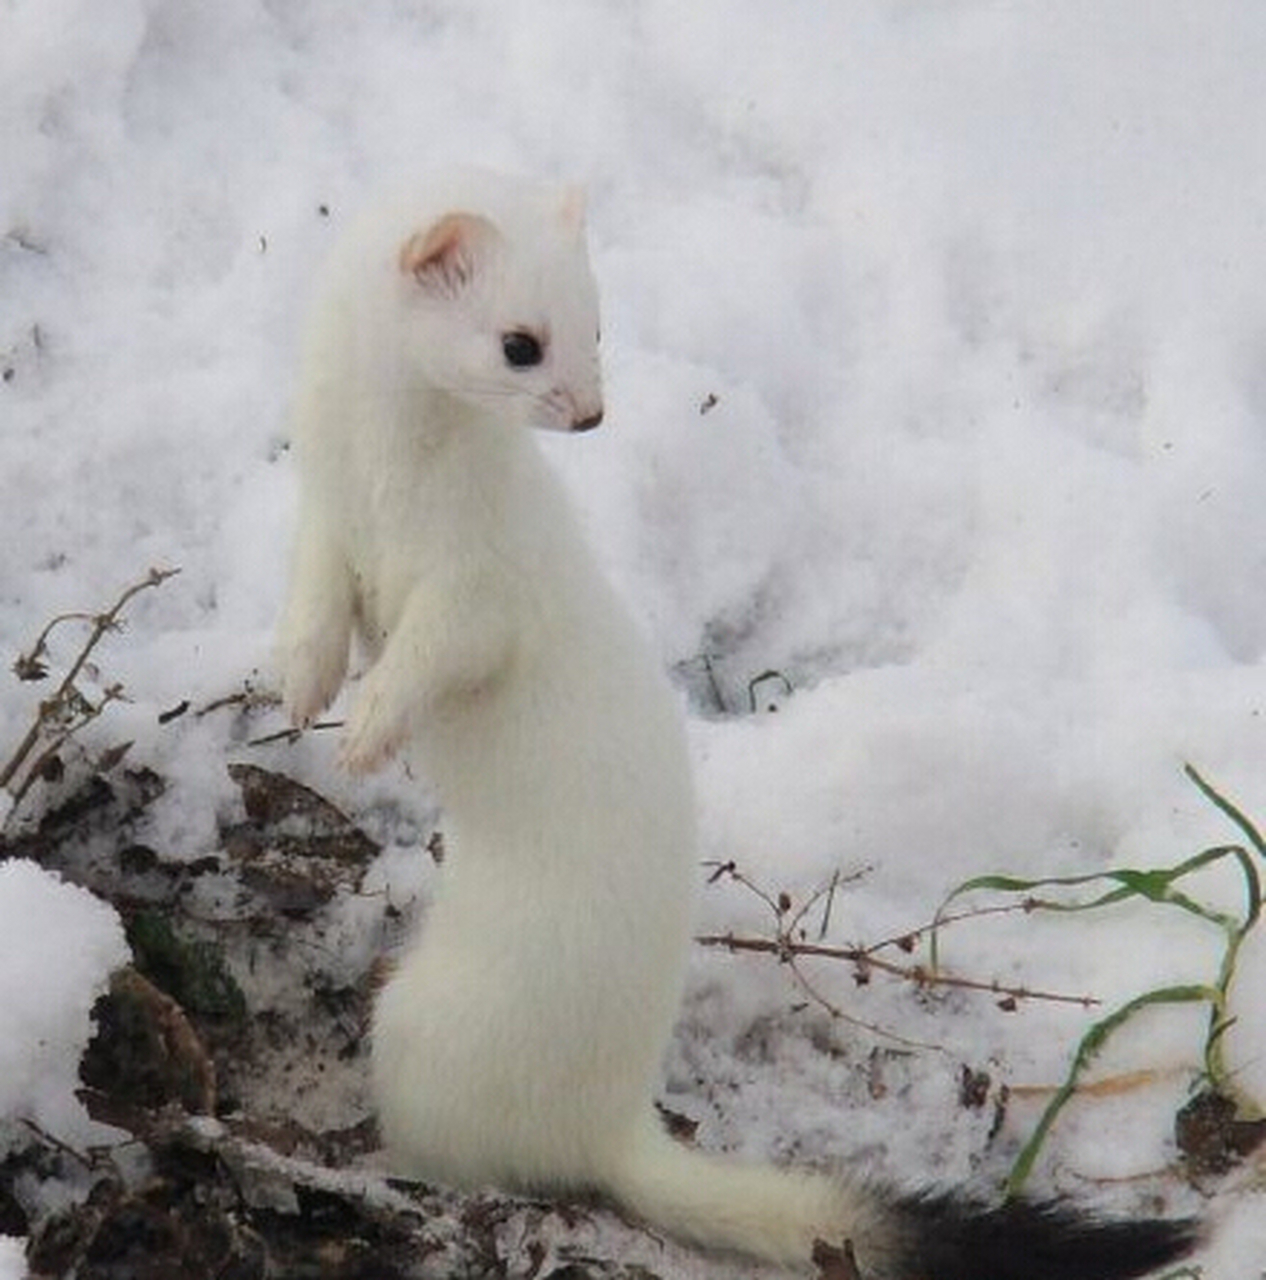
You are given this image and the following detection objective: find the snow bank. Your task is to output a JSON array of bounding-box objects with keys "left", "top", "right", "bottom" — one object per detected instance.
[
  {"left": 0, "top": 860, "right": 129, "bottom": 1139},
  {"left": 0, "top": 1237, "right": 24, "bottom": 1280}
]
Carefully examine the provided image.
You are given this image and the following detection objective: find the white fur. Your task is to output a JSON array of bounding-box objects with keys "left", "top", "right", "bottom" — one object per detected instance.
[{"left": 275, "top": 172, "right": 930, "bottom": 1274}]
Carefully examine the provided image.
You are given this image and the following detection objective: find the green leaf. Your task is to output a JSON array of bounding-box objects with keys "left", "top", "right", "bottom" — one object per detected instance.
[{"left": 1007, "top": 984, "right": 1219, "bottom": 1197}]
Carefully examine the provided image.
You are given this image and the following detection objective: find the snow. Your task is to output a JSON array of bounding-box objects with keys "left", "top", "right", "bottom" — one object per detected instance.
[
  {"left": 3, "top": 0, "right": 1266, "bottom": 1273},
  {"left": 0, "top": 1238, "right": 24, "bottom": 1280},
  {"left": 0, "top": 860, "right": 129, "bottom": 1140}
]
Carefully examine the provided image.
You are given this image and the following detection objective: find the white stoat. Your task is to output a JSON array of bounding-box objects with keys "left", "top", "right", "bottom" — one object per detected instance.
[{"left": 276, "top": 169, "right": 1198, "bottom": 1279}]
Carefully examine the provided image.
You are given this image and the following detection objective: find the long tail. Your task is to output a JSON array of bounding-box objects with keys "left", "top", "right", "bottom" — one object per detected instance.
[{"left": 603, "top": 1121, "right": 1200, "bottom": 1279}]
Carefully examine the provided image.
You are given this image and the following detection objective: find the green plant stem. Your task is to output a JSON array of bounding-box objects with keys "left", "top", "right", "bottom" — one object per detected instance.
[
  {"left": 928, "top": 766, "right": 1263, "bottom": 1193},
  {"left": 1006, "top": 983, "right": 1220, "bottom": 1197}
]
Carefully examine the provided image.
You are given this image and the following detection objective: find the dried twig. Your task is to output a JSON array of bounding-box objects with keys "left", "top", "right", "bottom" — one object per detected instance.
[
  {"left": 1, "top": 566, "right": 179, "bottom": 808},
  {"left": 698, "top": 861, "right": 1101, "bottom": 1041},
  {"left": 248, "top": 719, "right": 344, "bottom": 748},
  {"left": 695, "top": 931, "right": 1100, "bottom": 1010},
  {"left": 195, "top": 684, "right": 281, "bottom": 719},
  {"left": 1007, "top": 1068, "right": 1170, "bottom": 1102}
]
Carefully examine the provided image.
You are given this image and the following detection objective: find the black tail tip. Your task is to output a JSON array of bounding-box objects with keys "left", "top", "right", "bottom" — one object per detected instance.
[{"left": 889, "top": 1191, "right": 1200, "bottom": 1280}]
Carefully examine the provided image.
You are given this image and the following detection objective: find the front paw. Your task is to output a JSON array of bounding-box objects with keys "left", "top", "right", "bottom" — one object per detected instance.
[
  {"left": 280, "top": 635, "right": 348, "bottom": 727},
  {"left": 339, "top": 681, "right": 409, "bottom": 775}
]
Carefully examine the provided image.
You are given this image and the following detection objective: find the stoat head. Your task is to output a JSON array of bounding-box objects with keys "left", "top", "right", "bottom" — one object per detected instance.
[{"left": 396, "top": 184, "right": 603, "bottom": 434}]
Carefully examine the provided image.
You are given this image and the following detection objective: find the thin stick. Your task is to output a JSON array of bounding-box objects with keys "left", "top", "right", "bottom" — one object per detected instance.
[
  {"left": 247, "top": 719, "right": 344, "bottom": 747},
  {"left": 1007, "top": 1068, "right": 1172, "bottom": 1101},
  {"left": 1, "top": 567, "right": 179, "bottom": 791},
  {"left": 695, "top": 932, "right": 1100, "bottom": 1009},
  {"left": 9, "top": 685, "right": 125, "bottom": 807},
  {"left": 781, "top": 953, "right": 944, "bottom": 1052}
]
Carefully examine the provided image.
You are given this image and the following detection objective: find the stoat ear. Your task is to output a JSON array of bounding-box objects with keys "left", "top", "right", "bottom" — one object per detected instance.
[
  {"left": 399, "top": 212, "right": 499, "bottom": 299},
  {"left": 558, "top": 185, "right": 587, "bottom": 233}
]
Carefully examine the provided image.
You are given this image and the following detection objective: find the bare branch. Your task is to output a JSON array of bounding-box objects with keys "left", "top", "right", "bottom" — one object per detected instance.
[
  {"left": 695, "top": 932, "right": 1100, "bottom": 1009},
  {"left": 1, "top": 566, "right": 179, "bottom": 802},
  {"left": 697, "top": 863, "right": 1102, "bottom": 1042},
  {"left": 247, "top": 719, "right": 345, "bottom": 748}
]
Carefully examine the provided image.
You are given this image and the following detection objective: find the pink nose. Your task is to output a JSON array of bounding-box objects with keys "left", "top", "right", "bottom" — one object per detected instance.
[{"left": 571, "top": 408, "right": 604, "bottom": 432}]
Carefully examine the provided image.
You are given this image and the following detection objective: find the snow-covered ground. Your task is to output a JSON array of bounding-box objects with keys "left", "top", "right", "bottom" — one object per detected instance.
[{"left": 3, "top": 1, "right": 1266, "bottom": 1274}]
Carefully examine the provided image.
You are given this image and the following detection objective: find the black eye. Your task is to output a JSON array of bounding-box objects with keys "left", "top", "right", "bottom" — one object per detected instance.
[{"left": 502, "top": 331, "right": 544, "bottom": 368}]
